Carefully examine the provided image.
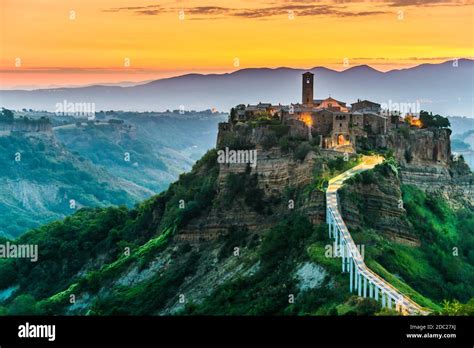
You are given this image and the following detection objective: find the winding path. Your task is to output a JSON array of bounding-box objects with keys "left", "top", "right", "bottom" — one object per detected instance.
[{"left": 326, "top": 155, "right": 429, "bottom": 315}]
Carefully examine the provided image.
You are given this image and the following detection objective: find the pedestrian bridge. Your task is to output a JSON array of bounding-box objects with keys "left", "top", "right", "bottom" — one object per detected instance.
[{"left": 326, "top": 155, "right": 429, "bottom": 315}]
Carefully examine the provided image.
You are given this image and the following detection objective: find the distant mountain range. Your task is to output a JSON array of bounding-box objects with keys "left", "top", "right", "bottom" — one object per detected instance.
[{"left": 1, "top": 59, "right": 473, "bottom": 116}]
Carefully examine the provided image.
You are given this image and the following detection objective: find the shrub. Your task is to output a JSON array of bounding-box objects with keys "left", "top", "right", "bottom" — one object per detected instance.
[
  {"left": 295, "top": 142, "right": 312, "bottom": 161},
  {"left": 279, "top": 136, "right": 290, "bottom": 153},
  {"left": 361, "top": 170, "right": 376, "bottom": 185},
  {"left": 397, "top": 126, "right": 410, "bottom": 139},
  {"left": 327, "top": 157, "right": 346, "bottom": 172},
  {"left": 425, "top": 195, "right": 448, "bottom": 222},
  {"left": 220, "top": 133, "right": 253, "bottom": 150},
  {"left": 269, "top": 124, "right": 290, "bottom": 137},
  {"left": 225, "top": 173, "right": 246, "bottom": 202},
  {"left": 261, "top": 132, "right": 278, "bottom": 150},
  {"left": 218, "top": 226, "right": 249, "bottom": 260}
]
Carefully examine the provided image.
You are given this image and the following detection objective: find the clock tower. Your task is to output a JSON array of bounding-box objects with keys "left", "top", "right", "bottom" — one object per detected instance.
[{"left": 302, "top": 72, "right": 314, "bottom": 105}]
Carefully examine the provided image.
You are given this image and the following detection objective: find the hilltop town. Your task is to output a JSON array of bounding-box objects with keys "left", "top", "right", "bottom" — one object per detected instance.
[
  {"left": 215, "top": 73, "right": 472, "bottom": 216},
  {"left": 223, "top": 72, "right": 431, "bottom": 154}
]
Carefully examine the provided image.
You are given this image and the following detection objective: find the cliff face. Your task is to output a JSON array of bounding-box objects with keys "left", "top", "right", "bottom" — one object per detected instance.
[
  {"left": 175, "top": 151, "right": 325, "bottom": 242},
  {"left": 339, "top": 127, "right": 473, "bottom": 245},
  {"left": 339, "top": 168, "right": 419, "bottom": 246},
  {"left": 372, "top": 128, "right": 473, "bottom": 207},
  {"left": 178, "top": 122, "right": 473, "bottom": 244},
  {"left": 386, "top": 128, "right": 452, "bottom": 166},
  {"left": 176, "top": 120, "right": 325, "bottom": 243}
]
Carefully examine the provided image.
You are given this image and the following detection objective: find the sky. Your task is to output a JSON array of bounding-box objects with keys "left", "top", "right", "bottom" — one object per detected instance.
[{"left": 0, "top": 0, "right": 473, "bottom": 89}]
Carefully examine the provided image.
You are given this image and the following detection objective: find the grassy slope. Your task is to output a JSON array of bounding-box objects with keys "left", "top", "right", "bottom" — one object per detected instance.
[{"left": 0, "top": 149, "right": 220, "bottom": 315}]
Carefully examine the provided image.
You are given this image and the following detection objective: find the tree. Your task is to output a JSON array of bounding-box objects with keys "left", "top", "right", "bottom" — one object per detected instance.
[
  {"left": 0, "top": 108, "right": 14, "bottom": 123},
  {"left": 419, "top": 110, "right": 450, "bottom": 129},
  {"left": 441, "top": 299, "right": 474, "bottom": 315},
  {"left": 390, "top": 114, "right": 400, "bottom": 128},
  {"left": 8, "top": 295, "right": 38, "bottom": 315}
]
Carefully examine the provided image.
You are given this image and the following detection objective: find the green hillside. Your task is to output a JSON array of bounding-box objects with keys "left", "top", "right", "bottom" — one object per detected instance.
[
  {"left": 0, "top": 132, "right": 144, "bottom": 238},
  {"left": 0, "top": 149, "right": 472, "bottom": 316}
]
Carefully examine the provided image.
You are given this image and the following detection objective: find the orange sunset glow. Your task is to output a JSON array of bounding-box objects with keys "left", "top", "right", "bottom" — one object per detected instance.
[{"left": 1, "top": 0, "right": 473, "bottom": 89}]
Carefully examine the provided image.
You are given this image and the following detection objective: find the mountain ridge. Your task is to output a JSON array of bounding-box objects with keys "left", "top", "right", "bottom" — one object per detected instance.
[{"left": 1, "top": 59, "right": 473, "bottom": 116}]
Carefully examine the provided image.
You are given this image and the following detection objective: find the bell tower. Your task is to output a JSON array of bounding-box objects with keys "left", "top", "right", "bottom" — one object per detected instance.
[{"left": 302, "top": 72, "right": 314, "bottom": 105}]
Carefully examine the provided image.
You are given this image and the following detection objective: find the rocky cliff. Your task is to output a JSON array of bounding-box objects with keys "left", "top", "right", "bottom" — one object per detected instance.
[
  {"left": 394, "top": 129, "right": 472, "bottom": 208},
  {"left": 363, "top": 127, "right": 474, "bottom": 208},
  {"left": 337, "top": 127, "right": 474, "bottom": 246},
  {"left": 176, "top": 119, "right": 327, "bottom": 243},
  {"left": 338, "top": 165, "right": 419, "bottom": 246},
  {"left": 180, "top": 121, "right": 473, "bottom": 245}
]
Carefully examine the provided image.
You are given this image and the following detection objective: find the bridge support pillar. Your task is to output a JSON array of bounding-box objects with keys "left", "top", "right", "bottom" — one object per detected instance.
[
  {"left": 357, "top": 274, "right": 362, "bottom": 297},
  {"left": 381, "top": 292, "right": 386, "bottom": 308},
  {"left": 327, "top": 211, "right": 331, "bottom": 235},
  {"left": 341, "top": 241, "right": 345, "bottom": 273},
  {"left": 375, "top": 286, "right": 379, "bottom": 301},
  {"left": 369, "top": 282, "right": 373, "bottom": 298},
  {"left": 398, "top": 300, "right": 404, "bottom": 314},
  {"left": 363, "top": 276, "right": 367, "bottom": 298},
  {"left": 388, "top": 296, "right": 392, "bottom": 309},
  {"left": 349, "top": 258, "right": 353, "bottom": 292},
  {"left": 328, "top": 216, "right": 332, "bottom": 238},
  {"left": 354, "top": 267, "right": 358, "bottom": 290}
]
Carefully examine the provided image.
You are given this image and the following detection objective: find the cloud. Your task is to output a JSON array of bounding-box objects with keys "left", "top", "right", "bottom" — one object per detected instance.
[
  {"left": 186, "top": 6, "right": 232, "bottom": 15},
  {"left": 277, "top": 0, "right": 472, "bottom": 6},
  {"left": 103, "top": 5, "right": 162, "bottom": 13},
  {"left": 103, "top": 3, "right": 388, "bottom": 19},
  {"left": 102, "top": 0, "right": 471, "bottom": 19},
  {"left": 385, "top": 0, "right": 470, "bottom": 6}
]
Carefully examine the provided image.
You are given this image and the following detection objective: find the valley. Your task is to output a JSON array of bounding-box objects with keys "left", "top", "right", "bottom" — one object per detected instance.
[{"left": 0, "top": 109, "right": 226, "bottom": 238}]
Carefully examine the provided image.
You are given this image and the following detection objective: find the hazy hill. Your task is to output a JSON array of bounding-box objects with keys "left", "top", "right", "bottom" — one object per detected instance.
[
  {"left": 54, "top": 111, "right": 227, "bottom": 193},
  {"left": 0, "top": 131, "right": 146, "bottom": 238},
  {"left": 0, "top": 111, "right": 226, "bottom": 237},
  {"left": 1, "top": 60, "right": 473, "bottom": 117},
  {"left": 448, "top": 116, "right": 474, "bottom": 136}
]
